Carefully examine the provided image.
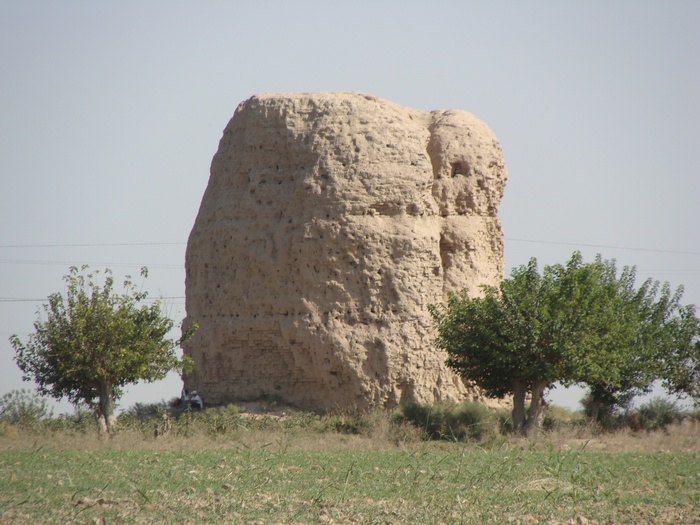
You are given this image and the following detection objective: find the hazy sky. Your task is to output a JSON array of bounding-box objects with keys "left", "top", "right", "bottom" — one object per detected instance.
[{"left": 1, "top": 1, "right": 698, "bottom": 413}]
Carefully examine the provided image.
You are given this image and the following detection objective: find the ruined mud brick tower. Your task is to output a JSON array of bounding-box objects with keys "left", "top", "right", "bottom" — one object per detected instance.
[{"left": 183, "top": 92, "right": 508, "bottom": 411}]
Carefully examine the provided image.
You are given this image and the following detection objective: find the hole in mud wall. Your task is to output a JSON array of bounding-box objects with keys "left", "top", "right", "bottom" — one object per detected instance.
[
  {"left": 440, "top": 234, "right": 454, "bottom": 274},
  {"left": 451, "top": 161, "right": 470, "bottom": 177}
]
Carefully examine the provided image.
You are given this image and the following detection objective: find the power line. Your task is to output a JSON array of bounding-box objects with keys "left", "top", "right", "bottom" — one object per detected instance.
[
  {"left": 0, "top": 259, "right": 183, "bottom": 269},
  {"left": 505, "top": 237, "right": 700, "bottom": 256},
  {"left": 0, "top": 237, "right": 700, "bottom": 255},
  {"left": 0, "top": 242, "right": 185, "bottom": 249},
  {"left": 637, "top": 270, "right": 700, "bottom": 275},
  {"left": 2, "top": 238, "right": 697, "bottom": 255}
]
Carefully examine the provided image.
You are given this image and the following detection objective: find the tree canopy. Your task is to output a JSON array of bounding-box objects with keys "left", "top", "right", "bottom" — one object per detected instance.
[
  {"left": 10, "top": 266, "right": 195, "bottom": 433},
  {"left": 429, "top": 252, "right": 700, "bottom": 435}
]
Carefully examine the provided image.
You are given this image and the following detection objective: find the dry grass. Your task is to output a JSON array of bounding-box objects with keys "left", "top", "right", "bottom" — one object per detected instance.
[
  {"left": 1, "top": 415, "right": 697, "bottom": 454},
  {"left": 534, "top": 419, "right": 700, "bottom": 453},
  {"left": 0, "top": 415, "right": 424, "bottom": 454}
]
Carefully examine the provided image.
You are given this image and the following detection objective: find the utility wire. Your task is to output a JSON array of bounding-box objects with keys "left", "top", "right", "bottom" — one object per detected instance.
[
  {"left": 0, "top": 242, "right": 185, "bottom": 248},
  {"left": 505, "top": 237, "right": 700, "bottom": 256},
  {"left": 0, "top": 259, "right": 182, "bottom": 269},
  {"left": 1, "top": 238, "right": 697, "bottom": 255}
]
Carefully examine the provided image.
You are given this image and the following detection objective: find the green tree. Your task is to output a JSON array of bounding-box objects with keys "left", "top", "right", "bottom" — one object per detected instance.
[
  {"left": 563, "top": 261, "right": 700, "bottom": 422},
  {"left": 657, "top": 302, "right": 700, "bottom": 401},
  {"left": 429, "top": 252, "right": 700, "bottom": 435},
  {"left": 557, "top": 258, "right": 651, "bottom": 421},
  {"left": 10, "top": 266, "right": 195, "bottom": 434},
  {"left": 429, "top": 257, "right": 581, "bottom": 435}
]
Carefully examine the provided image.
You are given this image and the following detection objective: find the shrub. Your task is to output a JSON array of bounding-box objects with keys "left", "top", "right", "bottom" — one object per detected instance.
[
  {"left": 0, "top": 389, "right": 53, "bottom": 427},
  {"left": 199, "top": 404, "right": 245, "bottom": 436},
  {"left": 281, "top": 410, "right": 320, "bottom": 430},
  {"left": 392, "top": 401, "right": 494, "bottom": 442},
  {"left": 580, "top": 393, "right": 631, "bottom": 431},
  {"left": 451, "top": 402, "right": 493, "bottom": 441},
  {"left": 323, "top": 413, "right": 368, "bottom": 435},
  {"left": 494, "top": 408, "right": 513, "bottom": 435},
  {"left": 117, "top": 401, "right": 176, "bottom": 437},
  {"left": 392, "top": 401, "right": 441, "bottom": 439},
  {"left": 320, "top": 410, "right": 387, "bottom": 436},
  {"left": 45, "top": 406, "right": 95, "bottom": 433},
  {"left": 634, "top": 397, "right": 685, "bottom": 432}
]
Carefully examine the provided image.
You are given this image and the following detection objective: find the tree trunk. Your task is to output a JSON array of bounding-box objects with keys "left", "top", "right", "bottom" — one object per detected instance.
[
  {"left": 524, "top": 379, "right": 548, "bottom": 437},
  {"left": 512, "top": 379, "right": 527, "bottom": 435},
  {"left": 94, "top": 409, "right": 108, "bottom": 434},
  {"left": 589, "top": 398, "right": 602, "bottom": 424},
  {"left": 96, "top": 382, "right": 117, "bottom": 434}
]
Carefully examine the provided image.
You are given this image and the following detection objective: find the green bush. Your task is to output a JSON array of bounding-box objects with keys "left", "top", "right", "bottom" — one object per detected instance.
[
  {"left": 0, "top": 389, "right": 53, "bottom": 427},
  {"left": 320, "top": 410, "right": 386, "bottom": 436},
  {"left": 44, "top": 406, "right": 95, "bottom": 433},
  {"left": 199, "top": 404, "right": 245, "bottom": 436},
  {"left": 281, "top": 410, "right": 320, "bottom": 430},
  {"left": 580, "top": 393, "right": 631, "bottom": 431},
  {"left": 392, "top": 401, "right": 494, "bottom": 442},
  {"left": 634, "top": 398, "right": 685, "bottom": 432},
  {"left": 451, "top": 401, "right": 493, "bottom": 441}
]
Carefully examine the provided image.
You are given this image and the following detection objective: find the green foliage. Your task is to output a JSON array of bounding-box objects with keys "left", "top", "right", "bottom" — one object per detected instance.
[
  {"left": 9, "top": 265, "right": 196, "bottom": 433},
  {"left": 322, "top": 412, "right": 373, "bottom": 435},
  {"left": 574, "top": 265, "right": 700, "bottom": 414},
  {"left": 41, "top": 406, "right": 96, "bottom": 434},
  {"left": 580, "top": 392, "right": 625, "bottom": 430},
  {"left": 429, "top": 254, "right": 592, "bottom": 434},
  {"left": 0, "top": 389, "right": 53, "bottom": 427},
  {"left": 429, "top": 259, "right": 559, "bottom": 400},
  {"left": 198, "top": 404, "right": 245, "bottom": 436},
  {"left": 430, "top": 251, "right": 700, "bottom": 432},
  {"left": 661, "top": 333, "right": 700, "bottom": 401},
  {"left": 392, "top": 401, "right": 493, "bottom": 442},
  {"left": 634, "top": 398, "right": 686, "bottom": 432}
]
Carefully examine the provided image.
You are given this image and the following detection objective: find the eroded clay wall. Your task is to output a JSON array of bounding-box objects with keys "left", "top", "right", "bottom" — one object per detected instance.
[{"left": 183, "top": 92, "right": 508, "bottom": 411}]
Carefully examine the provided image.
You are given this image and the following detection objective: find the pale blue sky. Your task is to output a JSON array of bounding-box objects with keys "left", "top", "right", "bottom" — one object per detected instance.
[{"left": 1, "top": 1, "right": 698, "bottom": 413}]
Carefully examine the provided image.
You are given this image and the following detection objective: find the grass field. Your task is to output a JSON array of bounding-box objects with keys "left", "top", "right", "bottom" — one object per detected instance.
[{"left": 1, "top": 419, "right": 698, "bottom": 525}]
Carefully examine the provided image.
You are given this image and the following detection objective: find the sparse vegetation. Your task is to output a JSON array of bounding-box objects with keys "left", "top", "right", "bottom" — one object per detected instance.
[
  {"left": 2, "top": 449, "right": 691, "bottom": 524},
  {"left": 0, "top": 399, "right": 698, "bottom": 523},
  {"left": 0, "top": 408, "right": 698, "bottom": 524},
  {"left": 635, "top": 397, "right": 689, "bottom": 432}
]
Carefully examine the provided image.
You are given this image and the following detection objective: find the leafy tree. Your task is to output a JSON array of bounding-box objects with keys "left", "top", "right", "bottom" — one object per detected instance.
[
  {"left": 429, "top": 252, "right": 700, "bottom": 435},
  {"left": 10, "top": 266, "right": 195, "bottom": 434},
  {"left": 557, "top": 258, "right": 651, "bottom": 421},
  {"left": 429, "top": 257, "right": 582, "bottom": 435},
  {"left": 563, "top": 261, "right": 700, "bottom": 421},
  {"left": 657, "top": 305, "right": 700, "bottom": 401}
]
